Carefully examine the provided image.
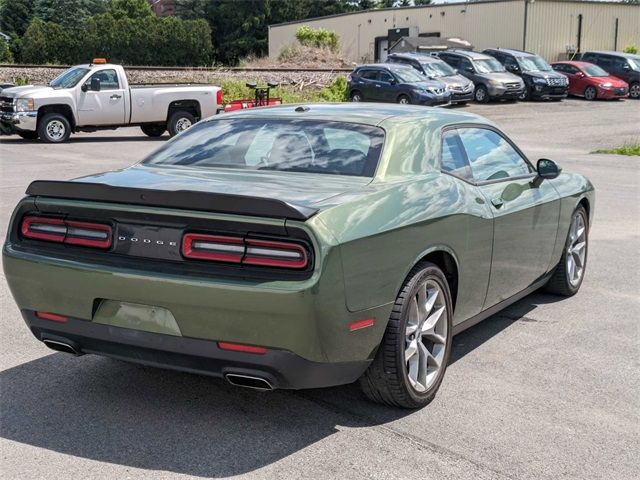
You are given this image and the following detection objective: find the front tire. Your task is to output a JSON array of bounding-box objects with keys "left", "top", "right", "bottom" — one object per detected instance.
[
  {"left": 545, "top": 206, "right": 589, "bottom": 296},
  {"left": 359, "top": 262, "right": 453, "bottom": 409},
  {"left": 474, "top": 85, "right": 489, "bottom": 103},
  {"left": 167, "top": 111, "right": 196, "bottom": 137},
  {"left": 518, "top": 86, "right": 531, "bottom": 101},
  {"left": 397, "top": 94, "right": 411, "bottom": 105},
  {"left": 37, "top": 113, "right": 71, "bottom": 143},
  {"left": 584, "top": 86, "right": 597, "bottom": 100}
]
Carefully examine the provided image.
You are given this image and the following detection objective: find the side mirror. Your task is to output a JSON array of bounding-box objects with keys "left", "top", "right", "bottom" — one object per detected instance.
[
  {"left": 576, "top": 71, "right": 585, "bottom": 78},
  {"left": 532, "top": 158, "right": 561, "bottom": 186},
  {"left": 388, "top": 78, "right": 396, "bottom": 85},
  {"left": 81, "top": 83, "right": 88, "bottom": 92},
  {"left": 622, "top": 64, "right": 631, "bottom": 71},
  {"left": 506, "top": 65, "right": 518, "bottom": 73},
  {"left": 90, "top": 77, "right": 101, "bottom": 92}
]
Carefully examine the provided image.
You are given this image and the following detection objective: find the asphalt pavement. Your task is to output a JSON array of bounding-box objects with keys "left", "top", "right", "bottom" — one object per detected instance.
[{"left": 0, "top": 98, "right": 638, "bottom": 479}]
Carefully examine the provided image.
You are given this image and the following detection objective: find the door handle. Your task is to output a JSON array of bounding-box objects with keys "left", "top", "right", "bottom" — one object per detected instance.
[
  {"left": 491, "top": 197, "right": 504, "bottom": 209},
  {"left": 110, "top": 94, "right": 122, "bottom": 99},
  {"left": 375, "top": 84, "right": 381, "bottom": 88}
]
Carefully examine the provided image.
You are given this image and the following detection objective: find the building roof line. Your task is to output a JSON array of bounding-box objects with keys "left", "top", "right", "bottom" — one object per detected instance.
[{"left": 268, "top": 0, "right": 639, "bottom": 29}]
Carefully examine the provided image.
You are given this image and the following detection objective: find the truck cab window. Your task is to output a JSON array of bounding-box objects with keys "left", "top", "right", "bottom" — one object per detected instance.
[{"left": 85, "top": 69, "right": 120, "bottom": 91}]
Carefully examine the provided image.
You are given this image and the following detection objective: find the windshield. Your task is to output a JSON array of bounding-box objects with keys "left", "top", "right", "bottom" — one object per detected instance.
[
  {"left": 421, "top": 61, "right": 456, "bottom": 78},
  {"left": 628, "top": 58, "right": 640, "bottom": 71},
  {"left": 473, "top": 59, "right": 505, "bottom": 73},
  {"left": 49, "top": 67, "right": 90, "bottom": 89},
  {"left": 518, "top": 56, "right": 552, "bottom": 72},
  {"left": 582, "top": 64, "right": 609, "bottom": 77},
  {"left": 142, "top": 119, "right": 385, "bottom": 177},
  {"left": 392, "top": 68, "right": 427, "bottom": 83}
]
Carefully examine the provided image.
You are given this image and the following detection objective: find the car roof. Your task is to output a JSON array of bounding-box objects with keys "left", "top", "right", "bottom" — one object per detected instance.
[
  {"left": 441, "top": 49, "right": 493, "bottom": 60},
  {"left": 484, "top": 48, "right": 538, "bottom": 58},
  {"left": 388, "top": 53, "right": 440, "bottom": 64},
  {"left": 210, "top": 103, "right": 488, "bottom": 129},
  {"left": 552, "top": 60, "right": 595, "bottom": 68},
  {"left": 357, "top": 63, "right": 413, "bottom": 70},
  {"left": 583, "top": 50, "right": 640, "bottom": 60}
]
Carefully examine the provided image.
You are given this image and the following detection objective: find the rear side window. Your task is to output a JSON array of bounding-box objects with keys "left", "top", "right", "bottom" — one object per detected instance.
[
  {"left": 143, "top": 119, "right": 385, "bottom": 177},
  {"left": 440, "top": 130, "right": 473, "bottom": 181},
  {"left": 360, "top": 69, "right": 379, "bottom": 80},
  {"left": 441, "top": 55, "right": 460, "bottom": 68}
]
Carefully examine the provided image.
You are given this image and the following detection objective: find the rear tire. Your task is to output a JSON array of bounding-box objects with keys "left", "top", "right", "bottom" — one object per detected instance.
[
  {"left": 359, "top": 262, "right": 453, "bottom": 409},
  {"left": 167, "top": 111, "right": 196, "bottom": 137},
  {"left": 141, "top": 124, "right": 166, "bottom": 137},
  {"left": 37, "top": 113, "right": 71, "bottom": 143},
  {"left": 18, "top": 131, "right": 38, "bottom": 140},
  {"left": 545, "top": 206, "right": 589, "bottom": 296},
  {"left": 474, "top": 85, "right": 489, "bottom": 103},
  {"left": 629, "top": 82, "right": 639, "bottom": 99}
]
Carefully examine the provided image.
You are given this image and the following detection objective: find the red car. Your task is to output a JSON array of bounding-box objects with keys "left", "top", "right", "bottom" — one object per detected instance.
[{"left": 551, "top": 61, "right": 628, "bottom": 100}]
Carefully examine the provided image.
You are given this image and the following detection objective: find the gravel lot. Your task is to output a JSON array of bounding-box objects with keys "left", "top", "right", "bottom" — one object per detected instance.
[{"left": 1, "top": 98, "right": 638, "bottom": 480}]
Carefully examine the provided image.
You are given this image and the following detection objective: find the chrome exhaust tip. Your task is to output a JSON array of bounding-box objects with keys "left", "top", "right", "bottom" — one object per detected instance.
[
  {"left": 43, "top": 339, "right": 82, "bottom": 356},
  {"left": 225, "top": 373, "right": 273, "bottom": 391}
]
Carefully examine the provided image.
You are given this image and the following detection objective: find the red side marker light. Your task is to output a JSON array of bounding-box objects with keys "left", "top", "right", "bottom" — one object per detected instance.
[
  {"left": 349, "top": 318, "right": 375, "bottom": 332},
  {"left": 218, "top": 341, "right": 267, "bottom": 354},
  {"left": 36, "top": 311, "right": 68, "bottom": 323}
]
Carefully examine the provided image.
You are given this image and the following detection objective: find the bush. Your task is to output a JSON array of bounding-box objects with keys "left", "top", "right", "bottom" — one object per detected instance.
[
  {"left": 0, "top": 40, "right": 13, "bottom": 62},
  {"left": 295, "top": 26, "right": 339, "bottom": 53},
  {"left": 623, "top": 44, "right": 638, "bottom": 54},
  {"left": 318, "top": 76, "right": 348, "bottom": 102}
]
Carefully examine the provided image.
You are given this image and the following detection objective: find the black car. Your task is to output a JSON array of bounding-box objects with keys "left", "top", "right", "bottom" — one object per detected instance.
[
  {"left": 580, "top": 51, "right": 640, "bottom": 99},
  {"left": 483, "top": 48, "right": 568, "bottom": 101},
  {"left": 347, "top": 63, "right": 451, "bottom": 106},
  {"left": 386, "top": 53, "right": 475, "bottom": 105}
]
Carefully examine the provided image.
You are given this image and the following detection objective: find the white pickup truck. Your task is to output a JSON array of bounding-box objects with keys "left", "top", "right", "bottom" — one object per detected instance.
[{"left": 0, "top": 59, "right": 222, "bottom": 143}]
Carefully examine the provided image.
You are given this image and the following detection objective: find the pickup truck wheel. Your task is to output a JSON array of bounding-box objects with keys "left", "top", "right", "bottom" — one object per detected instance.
[
  {"left": 141, "top": 124, "right": 166, "bottom": 137},
  {"left": 18, "top": 131, "right": 39, "bottom": 140},
  {"left": 38, "top": 113, "right": 71, "bottom": 143},
  {"left": 168, "top": 111, "right": 196, "bottom": 137},
  {"left": 359, "top": 262, "right": 453, "bottom": 409}
]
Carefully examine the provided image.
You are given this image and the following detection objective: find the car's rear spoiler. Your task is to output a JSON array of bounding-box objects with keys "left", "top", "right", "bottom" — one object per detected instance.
[{"left": 25, "top": 181, "right": 318, "bottom": 221}]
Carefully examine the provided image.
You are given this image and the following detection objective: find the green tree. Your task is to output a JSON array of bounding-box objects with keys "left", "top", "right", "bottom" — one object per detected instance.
[
  {"left": 414, "top": 0, "right": 432, "bottom": 5},
  {"left": 34, "top": 0, "right": 107, "bottom": 28},
  {"left": 107, "top": 0, "right": 153, "bottom": 20},
  {"left": 0, "top": 39, "right": 13, "bottom": 62},
  {"left": 0, "top": 0, "right": 34, "bottom": 36}
]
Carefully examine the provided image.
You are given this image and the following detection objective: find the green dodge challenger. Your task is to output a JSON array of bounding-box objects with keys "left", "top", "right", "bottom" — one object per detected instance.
[{"left": 3, "top": 104, "right": 594, "bottom": 408}]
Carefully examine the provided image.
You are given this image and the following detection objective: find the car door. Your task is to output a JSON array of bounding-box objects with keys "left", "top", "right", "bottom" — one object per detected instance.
[
  {"left": 355, "top": 69, "right": 379, "bottom": 101},
  {"left": 610, "top": 57, "right": 632, "bottom": 83},
  {"left": 455, "top": 126, "right": 560, "bottom": 308},
  {"left": 563, "top": 64, "right": 583, "bottom": 95},
  {"left": 377, "top": 70, "right": 399, "bottom": 102},
  {"left": 77, "top": 68, "right": 126, "bottom": 126}
]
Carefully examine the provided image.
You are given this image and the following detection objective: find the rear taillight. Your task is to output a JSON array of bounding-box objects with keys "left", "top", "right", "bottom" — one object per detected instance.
[
  {"left": 244, "top": 239, "right": 308, "bottom": 269},
  {"left": 216, "top": 89, "right": 223, "bottom": 105},
  {"left": 182, "top": 233, "right": 309, "bottom": 269},
  {"left": 20, "top": 215, "right": 112, "bottom": 249},
  {"left": 182, "top": 234, "right": 244, "bottom": 263}
]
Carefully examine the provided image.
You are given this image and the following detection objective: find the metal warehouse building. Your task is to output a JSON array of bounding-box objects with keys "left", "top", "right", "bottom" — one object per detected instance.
[{"left": 268, "top": 0, "right": 640, "bottom": 63}]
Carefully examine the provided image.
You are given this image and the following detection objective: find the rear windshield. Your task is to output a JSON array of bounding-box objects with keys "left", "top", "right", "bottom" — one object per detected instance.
[{"left": 142, "top": 119, "right": 385, "bottom": 177}]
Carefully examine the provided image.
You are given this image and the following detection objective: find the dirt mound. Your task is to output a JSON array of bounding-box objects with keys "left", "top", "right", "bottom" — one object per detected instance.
[{"left": 245, "top": 45, "right": 352, "bottom": 70}]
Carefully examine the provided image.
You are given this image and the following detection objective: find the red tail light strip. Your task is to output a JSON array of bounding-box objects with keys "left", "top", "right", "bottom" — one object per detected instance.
[
  {"left": 36, "top": 311, "right": 68, "bottom": 323},
  {"left": 349, "top": 318, "right": 375, "bottom": 332},
  {"left": 21, "top": 216, "right": 112, "bottom": 249},
  {"left": 182, "top": 233, "right": 309, "bottom": 269},
  {"left": 217, "top": 341, "right": 267, "bottom": 354}
]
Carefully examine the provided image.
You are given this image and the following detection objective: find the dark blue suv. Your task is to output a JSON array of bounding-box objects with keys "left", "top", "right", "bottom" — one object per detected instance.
[{"left": 348, "top": 64, "right": 451, "bottom": 106}]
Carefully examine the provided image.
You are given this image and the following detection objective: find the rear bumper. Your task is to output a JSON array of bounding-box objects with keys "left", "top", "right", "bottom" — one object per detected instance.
[
  {"left": 24, "top": 310, "right": 371, "bottom": 389},
  {"left": 0, "top": 111, "right": 38, "bottom": 133}
]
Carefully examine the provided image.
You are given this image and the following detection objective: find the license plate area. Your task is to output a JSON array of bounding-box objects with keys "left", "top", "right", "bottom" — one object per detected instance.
[{"left": 113, "top": 223, "right": 183, "bottom": 261}]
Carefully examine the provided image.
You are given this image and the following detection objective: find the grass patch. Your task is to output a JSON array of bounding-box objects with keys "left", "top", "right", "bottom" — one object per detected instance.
[
  {"left": 592, "top": 144, "right": 640, "bottom": 156},
  {"left": 220, "top": 76, "right": 348, "bottom": 105}
]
